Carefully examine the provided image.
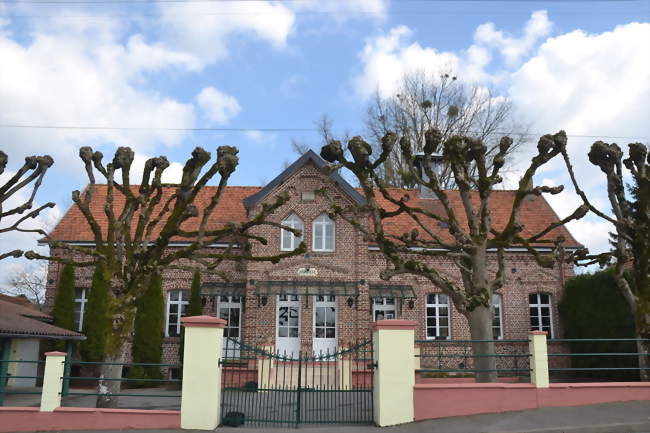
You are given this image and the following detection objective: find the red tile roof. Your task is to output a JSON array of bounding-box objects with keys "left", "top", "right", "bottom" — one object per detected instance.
[
  {"left": 48, "top": 184, "right": 579, "bottom": 248},
  {"left": 373, "top": 188, "right": 580, "bottom": 248},
  {"left": 0, "top": 299, "right": 85, "bottom": 340}
]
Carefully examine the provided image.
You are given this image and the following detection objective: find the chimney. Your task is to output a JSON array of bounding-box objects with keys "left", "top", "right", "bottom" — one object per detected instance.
[{"left": 414, "top": 153, "right": 444, "bottom": 199}]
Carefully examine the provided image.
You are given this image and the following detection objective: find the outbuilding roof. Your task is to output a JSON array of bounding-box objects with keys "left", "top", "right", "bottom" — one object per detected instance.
[{"left": 0, "top": 299, "right": 85, "bottom": 340}]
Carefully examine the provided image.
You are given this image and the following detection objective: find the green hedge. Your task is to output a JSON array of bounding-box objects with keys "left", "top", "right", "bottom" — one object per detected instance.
[{"left": 559, "top": 270, "right": 639, "bottom": 381}]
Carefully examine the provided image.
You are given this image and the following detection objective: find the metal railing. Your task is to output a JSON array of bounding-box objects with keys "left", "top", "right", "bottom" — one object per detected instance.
[
  {"left": 415, "top": 339, "right": 531, "bottom": 377},
  {"left": 0, "top": 359, "right": 45, "bottom": 406},
  {"left": 59, "top": 360, "right": 183, "bottom": 406},
  {"left": 547, "top": 338, "right": 650, "bottom": 381}
]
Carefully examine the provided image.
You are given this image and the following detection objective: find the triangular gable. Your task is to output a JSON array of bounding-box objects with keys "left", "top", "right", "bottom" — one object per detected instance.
[{"left": 243, "top": 149, "right": 366, "bottom": 209}]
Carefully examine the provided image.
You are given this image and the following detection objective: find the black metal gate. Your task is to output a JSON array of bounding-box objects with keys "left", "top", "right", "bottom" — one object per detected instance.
[{"left": 220, "top": 338, "right": 374, "bottom": 427}]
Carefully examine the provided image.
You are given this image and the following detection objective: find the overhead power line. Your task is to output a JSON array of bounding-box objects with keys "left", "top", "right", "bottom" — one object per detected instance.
[{"left": 1, "top": 123, "right": 647, "bottom": 141}]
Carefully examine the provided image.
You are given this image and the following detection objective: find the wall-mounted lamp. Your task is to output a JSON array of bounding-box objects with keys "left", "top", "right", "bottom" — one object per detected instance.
[
  {"left": 407, "top": 299, "right": 415, "bottom": 310},
  {"left": 511, "top": 267, "right": 517, "bottom": 274},
  {"left": 260, "top": 296, "right": 268, "bottom": 306},
  {"left": 201, "top": 296, "right": 208, "bottom": 307},
  {"left": 346, "top": 297, "right": 355, "bottom": 308}
]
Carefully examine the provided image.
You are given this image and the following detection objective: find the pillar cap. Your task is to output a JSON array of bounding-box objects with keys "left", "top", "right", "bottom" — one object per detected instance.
[
  {"left": 528, "top": 330, "right": 548, "bottom": 336},
  {"left": 181, "top": 315, "right": 226, "bottom": 328},
  {"left": 44, "top": 351, "right": 67, "bottom": 357},
  {"left": 372, "top": 319, "right": 418, "bottom": 331}
]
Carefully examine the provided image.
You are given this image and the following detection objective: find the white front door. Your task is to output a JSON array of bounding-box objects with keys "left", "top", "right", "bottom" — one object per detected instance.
[
  {"left": 218, "top": 296, "right": 242, "bottom": 358},
  {"left": 277, "top": 295, "right": 300, "bottom": 357},
  {"left": 313, "top": 296, "right": 337, "bottom": 355}
]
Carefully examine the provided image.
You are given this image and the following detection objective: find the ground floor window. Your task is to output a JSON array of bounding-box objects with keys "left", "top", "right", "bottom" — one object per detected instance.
[
  {"left": 529, "top": 293, "right": 553, "bottom": 336},
  {"left": 372, "top": 297, "right": 396, "bottom": 321},
  {"left": 425, "top": 294, "right": 450, "bottom": 339},
  {"left": 74, "top": 288, "right": 87, "bottom": 332},
  {"left": 492, "top": 294, "right": 503, "bottom": 340},
  {"left": 166, "top": 290, "right": 188, "bottom": 337}
]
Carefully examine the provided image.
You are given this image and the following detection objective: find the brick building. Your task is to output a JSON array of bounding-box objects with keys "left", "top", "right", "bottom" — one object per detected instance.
[{"left": 44, "top": 150, "right": 580, "bottom": 366}]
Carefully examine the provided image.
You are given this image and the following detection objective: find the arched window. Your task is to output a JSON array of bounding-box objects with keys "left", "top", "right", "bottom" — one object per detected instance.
[
  {"left": 312, "top": 214, "right": 335, "bottom": 252},
  {"left": 281, "top": 214, "right": 304, "bottom": 251},
  {"left": 166, "top": 290, "right": 189, "bottom": 337},
  {"left": 529, "top": 293, "right": 553, "bottom": 337},
  {"left": 492, "top": 294, "right": 503, "bottom": 340}
]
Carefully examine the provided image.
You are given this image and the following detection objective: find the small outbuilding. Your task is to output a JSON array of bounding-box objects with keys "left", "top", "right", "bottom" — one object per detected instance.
[{"left": 0, "top": 295, "right": 84, "bottom": 387}]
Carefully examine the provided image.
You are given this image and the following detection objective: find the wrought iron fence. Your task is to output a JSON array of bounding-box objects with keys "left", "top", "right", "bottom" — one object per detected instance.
[
  {"left": 220, "top": 337, "right": 374, "bottom": 427},
  {"left": 415, "top": 339, "right": 531, "bottom": 378}
]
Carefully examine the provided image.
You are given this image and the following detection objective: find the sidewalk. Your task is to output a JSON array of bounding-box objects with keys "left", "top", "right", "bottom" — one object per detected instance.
[{"left": 14, "top": 400, "right": 650, "bottom": 433}]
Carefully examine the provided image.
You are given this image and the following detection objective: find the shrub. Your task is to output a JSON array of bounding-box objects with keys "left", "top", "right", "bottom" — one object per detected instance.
[
  {"left": 128, "top": 273, "right": 165, "bottom": 385},
  {"left": 559, "top": 270, "right": 638, "bottom": 381},
  {"left": 79, "top": 264, "right": 111, "bottom": 362},
  {"left": 51, "top": 264, "right": 76, "bottom": 351}
]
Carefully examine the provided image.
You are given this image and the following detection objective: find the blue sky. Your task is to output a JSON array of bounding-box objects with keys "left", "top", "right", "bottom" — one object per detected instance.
[{"left": 0, "top": 0, "right": 649, "bottom": 277}]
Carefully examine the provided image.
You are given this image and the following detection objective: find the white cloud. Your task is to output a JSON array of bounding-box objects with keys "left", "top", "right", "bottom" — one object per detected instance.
[
  {"left": 509, "top": 22, "right": 650, "bottom": 139},
  {"left": 0, "top": 17, "right": 198, "bottom": 172},
  {"left": 352, "top": 10, "right": 554, "bottom": 99},
  {"left": 474, "top": 10, "right": 552, "bottom": 67},
  {"left": 196, "top": 87, "right": 242, "bottom": 125},
  {"left": 353, "top": 25, "right": 460, "bottom": 99},
  {"left": 158, "top": 1, "right": 295, "bottom": 67}
]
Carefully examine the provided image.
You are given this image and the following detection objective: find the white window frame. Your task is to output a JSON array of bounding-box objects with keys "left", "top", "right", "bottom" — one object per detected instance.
[
  {"left": 165, "top": 290, "right": 189, "bottom": 337},
  {"left": 74, "top": 288, "right": 88, "bottom": 332},
  {"left": 529, "top": 293, "right": 554, "bottom": 337},
  {"left": 280, "top": 213, "right": 304, "bottom": 251},
  {"left": 425, "top": 293, "right": 451, "bottom": 340},
  {"left": 492, "top": 294, "right": 503, "bottom": 340},
  {"left": 312, "top": 214, "right": 335, "bottom": 252},
  {"left": 372, "top": 297, "right": 397, "bottom": 321}
]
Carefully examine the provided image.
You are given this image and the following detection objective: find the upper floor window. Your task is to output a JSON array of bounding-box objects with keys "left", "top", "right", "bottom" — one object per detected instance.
[
  {"left": 529, "top": 293, "right": 553, "bottom": 337},
  {"left": 312, "top": 214, "right": 335, "bottom": 252},
  {"left": 492, "top": 294, "right": 503, "bottom": 340},
  {"left": 74, "top": 288, "right": 88, "bottom": 332},
  {"left": 425, "top": 293, "right": 450, "bottom": 339},
  {"left": 166, "top": 290, "right": 189, "bottom": 337},
  {"left": 281, "top": 213, "right": 304, "bottom": 251}
]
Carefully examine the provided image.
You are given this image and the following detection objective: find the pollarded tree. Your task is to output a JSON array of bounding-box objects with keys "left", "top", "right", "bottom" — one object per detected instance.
[
  {"left": 0, "top": 150, "right": 54, "bottom": 260},
  {"left": 320, "top": 129, "right": 587, "bottom": 382},
  {"left": 562, "top": 140, "right": 649, "bottom": 380},
  {"left": 26, "top": 145, "right": 306, "bottom": 407}
]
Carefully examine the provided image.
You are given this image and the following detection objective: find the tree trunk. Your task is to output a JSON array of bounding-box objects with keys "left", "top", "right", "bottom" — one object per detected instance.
[
  {"left": 467, "top": 306, "right": 497, "bottom": 383},
  {"left": 96, "top": 350, "right": 126, "bottom": 408}
]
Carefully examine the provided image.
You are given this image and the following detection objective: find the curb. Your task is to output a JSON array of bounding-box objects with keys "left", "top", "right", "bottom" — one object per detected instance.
[{"left": 493, "top": 421, "right": 650, "bottom": 433}]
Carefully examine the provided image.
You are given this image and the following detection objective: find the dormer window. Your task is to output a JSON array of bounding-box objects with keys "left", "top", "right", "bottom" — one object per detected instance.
[
  {"left": 281, "top": 214, "right": 304, "bottom": 251},
  {"left": 312, "top": 214, "right": 335, "bottom": 252}
]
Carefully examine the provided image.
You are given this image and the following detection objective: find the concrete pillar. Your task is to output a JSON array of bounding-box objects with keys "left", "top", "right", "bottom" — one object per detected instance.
[
  {"left": 529, "top": 330, "right": 549, "bottom": 388},
  {"left": 180, "top": 315, "right": 226, "bottom": 430},
  {"left": 40, "top": 351, "right": 66, "bottom": 412},
  {"left": 257, "top": 343, "right": 274, "bottom": 390},
  {"left": 373, "top": 320, "right": 417, "bottom": 427},
  {"left": 337, "top": 346, "right": 351, "bottom": 389}
]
